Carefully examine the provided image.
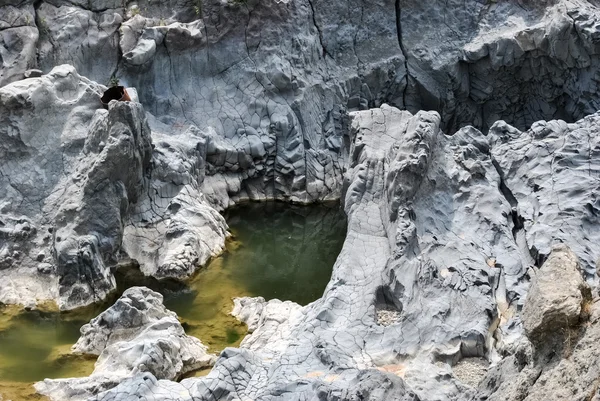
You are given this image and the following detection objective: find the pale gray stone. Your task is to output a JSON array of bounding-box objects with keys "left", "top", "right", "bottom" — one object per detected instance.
[
  {"left": 35, "top": 287, "right": 215, "bottom": 401},
  {"left": 2, "top": 1, "right": 600, "bottom": 400}
]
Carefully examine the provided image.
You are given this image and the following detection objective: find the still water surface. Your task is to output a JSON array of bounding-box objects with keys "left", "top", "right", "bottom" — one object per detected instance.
[{"left": 0, "top": 202, "right": 347, "bottom": 398}]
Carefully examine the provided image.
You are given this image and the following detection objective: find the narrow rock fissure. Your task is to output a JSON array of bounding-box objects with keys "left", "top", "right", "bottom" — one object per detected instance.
[
  {"left": 491, "top": 158, "right": 538, "bottom": 268},
  {"left": 307, "top": 0, "right": 331, "bottom": 59},
  {"left": 32, "top": 0, "right": 44, "bottom": 69},
  {"left": 394, "top": 0, "right": 410, "bottom": 109}
]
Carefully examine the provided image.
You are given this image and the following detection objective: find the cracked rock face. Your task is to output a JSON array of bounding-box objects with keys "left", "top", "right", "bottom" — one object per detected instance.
[
  {"left": 0, "top": 65, "right": 106, "bottom": 308},
  {"left": 77, "top": 104, "right": 600, "bottom": 401},
  {"left": 0, "top": 66, "right": 228, "bottom": 309},
  {"left": 0, "top": 66, "right": 154, "bottom": 310},
  {"left": 35, "top": 287, "right": 215, "bottom": 401},
  {"left": 490, "top": 115, "right": 600, "bottom": 281},
  {"left": 2, "top": 0, "right": 600, "bottom": 400},
  {"left": 475, "top": 248, "right": 598, "bottom": 401}
]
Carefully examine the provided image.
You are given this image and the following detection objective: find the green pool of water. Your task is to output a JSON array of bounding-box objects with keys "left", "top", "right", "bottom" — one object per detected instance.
[
  {"left": 0, "top": 202, "right": 347, "bottom": 397},
  {"left": 162, "top": 202, "right": 347, "bottom": 350},
  {"left": 0, "top": 307, "right": 99, "bottom": 382}
]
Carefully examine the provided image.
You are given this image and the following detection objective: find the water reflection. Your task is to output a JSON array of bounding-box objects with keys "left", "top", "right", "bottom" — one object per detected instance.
[
  {"left": 161, "top": 201, "right": 347, "bottom": 350},
  {"left": 0, "top": 202, "right": 347, "bottom": 395}
]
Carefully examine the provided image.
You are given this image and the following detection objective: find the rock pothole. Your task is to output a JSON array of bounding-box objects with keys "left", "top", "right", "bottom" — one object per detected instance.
[{"left": 374, "top": 285, "right": 403, "bottom": 326}]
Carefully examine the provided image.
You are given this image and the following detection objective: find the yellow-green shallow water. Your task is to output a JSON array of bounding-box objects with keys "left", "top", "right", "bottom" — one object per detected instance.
[{"left": 0, "top": 202, "right": 347, "bottom": 400}]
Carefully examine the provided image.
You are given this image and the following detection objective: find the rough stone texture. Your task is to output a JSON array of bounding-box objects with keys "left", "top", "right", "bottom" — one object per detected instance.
[
  {"left": 3, "top": 0, "right": 600, "bottom": 138},
  {"left": 82, "top": 103, "right": 600, "bottom": 401},
  {"left": 376, "top": 309, "right": 401, "bottom": 327},
  {"left": 35, "top": 287, "right": 215, "bottom": 401},
  {"left": 0, "top": 65, "right": 155, "bottom": 309},
  {"left": 2, "top": 0, "right": 600, "bottom": 400},
  {"left": 0, "top": 3, "right": 38, "bottom": 87},
  {"left": 52, "top": 99, "right": 152, "bottom": 310},
  {"left": 490, "top": 114, "right": 600, "bottom": 281},
  {"left": 0, "top": 65, "right": 105, "bottom": 308},
  {"left": 122, "top": 124, "right": 229, "bottom": 280},
  {"left": 71, "top": 286, "right": 182, "bottom": 355},
  {"left": 36, "top": 2, "right": 123, "bottom": 87},
  {"left": 86, "top": 104, "right": 516, "bottom": 401},
  {"left": 522, "top": 244, "right": 590, "bottom": 344},
  {"left": 0, "top": 65, "right": 228, "bottom": 309},
  {"left": 474, "top": 290, "right": 600, "bottom": 401},
  {"left": 231, "top": 296, "right": 267, "bottom": 332},
  {"left": 11, "top": 0, "right": 600, "bottom": 207}
]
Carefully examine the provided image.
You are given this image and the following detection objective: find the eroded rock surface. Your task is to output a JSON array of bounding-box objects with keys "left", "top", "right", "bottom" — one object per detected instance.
[
  {"left": 0, "top": 66, "right": 228, "bottom": 309},
  {"left": 475, "top": 248, "right": 599, "bottom": 401},
  {"left": 2, "top": 0, "right": 600, "bottom": 400},
  {"left": 0, "top": 66, "right": 154, "bottom": 309},
  {"left": 83, "top": 105, "right": 502, "bottom": 400},
  {"left": 80, "top": 103, "right": 600, "bottom": 401},
  {"left": 490, "top": 114, "right": 600, "bottom": 280},
  {"left": 0, "top": 65, "right": 105, "bottom": 308},
  {"left": 35, "top": 287, "right": 215, "bottom": 401}
]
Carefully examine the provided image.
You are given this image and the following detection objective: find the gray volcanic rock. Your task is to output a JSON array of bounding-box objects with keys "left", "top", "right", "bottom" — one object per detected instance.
[
  {"left": 36, "top": 2, "right": 123, "bottom": 87},
  {"left": 71, "top": 286, "right": 181, "bottom": 355},
  {"left": 83, "top": 104, "right": 600, "bottom": 401},
  {"left": 2, "top": 0, "right": 600, "bottom": 399},
  {"left": 53, "top": 99, "right": 152, "bottom": 310},
  {"left": 36, "top": 287, "right": 215, "bottom": 401},
  {"left": 0, "top": 65, "right": 105, "bottom": 307},
  {"left": 122, "top": 125, "right": 229, "bottom": 280},
  {"left": 0, "top": 3, "right": 38, "bottom": 87},
  {"left": 0, "top": 65, "right": 229, "bottom": 308},
  {"left": 490, "top": 113, "right": 600, "bottom": 280},
  {"left": 475, "top": 272, "right": 600, "bottom": 401},
  {"left": 88, "top": 104, "right": 523, "bottom": 401},
  {"left": 5, "top": 0, "right": 600, "bottom": 136}
]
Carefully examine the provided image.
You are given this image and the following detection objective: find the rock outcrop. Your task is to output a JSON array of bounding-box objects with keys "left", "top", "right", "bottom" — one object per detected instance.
[
  {"left": 81, "top": 105, "right": 499, "bottom": 400},
  {"left": 0, "top": 65, "right": 106, "bottom": 308},
  {"left": 475, "top": 246, "right": 598, "bottom": 401},
  {"left": 122, "top": 125, "right": 229, "bottom": 280},
  {"left": 2, "top": 0, "right": 600, "bottom": 400},
  {"left": 35, "top": 287, "right": 215, "bottom": 401},
  {"left": 77, "top": 102, "right": 600, "bottom": 401},
  {"left": 0, "top": 65, "right": 154, "bottom": 309},
  {"left": 0, "top": 66, "right": 228, "bottom": 309},
  {"left": 6, "top": 0, "right": 600, "bottom": 206}
]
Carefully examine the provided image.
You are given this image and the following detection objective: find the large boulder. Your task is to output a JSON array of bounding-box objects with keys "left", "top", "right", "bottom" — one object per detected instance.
[
  {"left": 0, "top": 64, "right": 231, "bottom": 309},
  {"left": 475, "top": 297, "right": 600, "bottom": 401},
  {"left": 53, "top": 100, "right": 153, "bottom": 310},
  {"left": 522, "top": 244, "right": 590, "bottom": 344},
  {"left": 122, "top": 125, "right": 229, "bottom": 280}
]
